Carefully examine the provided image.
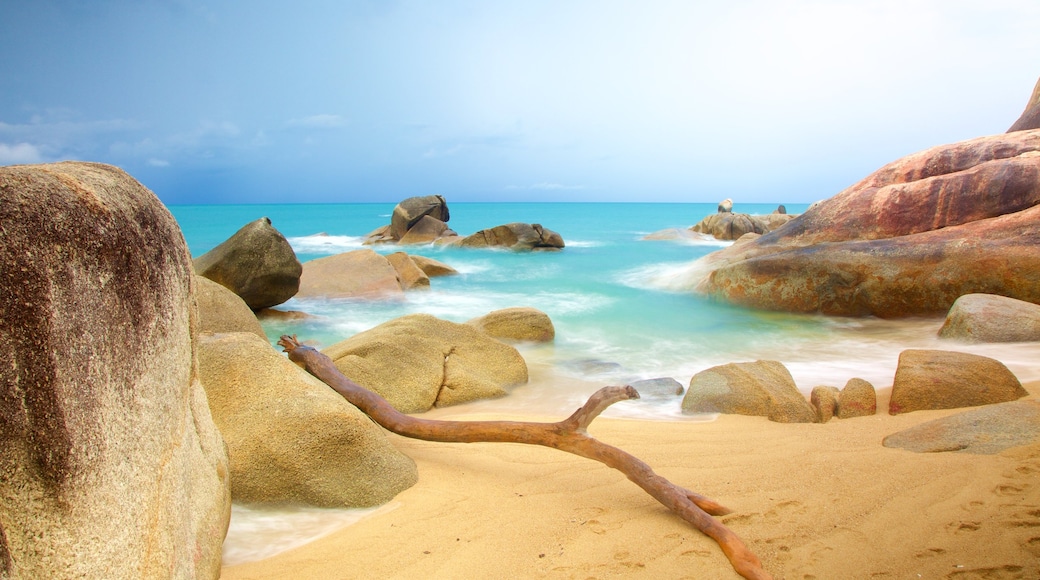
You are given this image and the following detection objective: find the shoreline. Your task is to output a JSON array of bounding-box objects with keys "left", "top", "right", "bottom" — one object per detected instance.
[{"left": 220, "top": 381, "right": 1040, "bottom": 579}]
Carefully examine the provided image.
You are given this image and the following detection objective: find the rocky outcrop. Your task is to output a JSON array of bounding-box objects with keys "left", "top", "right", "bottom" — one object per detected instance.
[
  {"left": 452, "top": 223, "right": 565, "bottom": 251},
  {"left": 467, "top": 307, "right": 556, "bottom": 343},
  {"left": 883, "top": 400, "right": 1040, "bottom": 454},
  {"left": 938, "top": 293, "right": 1040, "bottom": 343},
  {"left": 197, "top": 332, "right": 418, "bottom": 507},
  {"left": 1008, "top": 76, "right": 1040, "bottom": 132},
  {"left": 194, "top": 217, "right": 302, "bottom": 310},
  {"left": 889, "top": 349, "right": 1027, "bottom": 415},
  {"left": 681, "top": 360, "right": 817, "bottom": 423},
  {"left": 690, "top": 212, "right": 796, "bottom": 241},
  {"left": 323, "top": 314, "right": 529, "bottom": 413},
  {"left": 836, "top": 378, "right": 877, "bottom": 419},
  {"left": 691, "top": 129, "right": 1040, "bottom": 317},
  {"left": 196, "top": 276, "right": 266, "bottom": 339},
  {"left": 365, "top": 195, "right": 458, "bottom": 245},
  {"left": 0, "top": 162, "right": 230, "bottom": 579}
]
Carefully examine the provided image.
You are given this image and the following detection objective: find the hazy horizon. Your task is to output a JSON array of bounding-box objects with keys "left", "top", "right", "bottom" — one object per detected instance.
[{"left": 2, "top": 1, "right": 1038, "bottom": 205}]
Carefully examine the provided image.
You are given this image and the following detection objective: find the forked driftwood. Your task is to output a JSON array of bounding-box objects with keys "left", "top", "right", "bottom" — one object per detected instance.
[{"left": 278, "top": 335, "right": 770, "bottom": 580}]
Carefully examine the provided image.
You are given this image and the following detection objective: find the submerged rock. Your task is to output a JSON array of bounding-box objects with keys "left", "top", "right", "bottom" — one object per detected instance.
[{"left": 0, "top": 162, "right": 230, "bottom": 579}]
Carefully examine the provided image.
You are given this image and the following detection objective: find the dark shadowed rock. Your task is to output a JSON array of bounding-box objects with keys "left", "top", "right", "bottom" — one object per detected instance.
[
  {"left": 889, "top": 349, "right": 1027, "bottom": 415},
  {"left": 0, "top": 162, "right": 230, "bottom": 579},
  {"left": 323, "top": 314, "right": 529, "bottom": 413},
  {"left": 198, "top": 332, "right": 418, "bottom": 507},
  {"left": 811, "top": 386, "right": 840, "bottom": 423},
  {"left": 682, "top": 360, "right": 817, "bottom": 423},
  {"left": 467, "top": 307, "right": 555, "bottom": 342},
  {"left": 455, "top": 223, "right": 565, "bottom": 251},
  {"left": 390, "top": 195, "right": 450, "bottom": 240},
  {"left": 836, "top": 378, "right": 877, "bottom": 419},
  {"left": 194, "top": 217, "right": 302, "bottom": 310},
  {"left": 692, "top": 129, "right": 1040, "bottom": 317},
  {"left": 386, "top": 251, "right": 431, "bottom": 290},
  {"left": 1008, "top": 76, "right": 1040, "bottom": 132},
  {"left": 718, "top": 198, "right": 733, "bottom": 213},
  {"left": 398, "top": 215, "right": 457, "bottom": 245},
  {"left": 196, "top": 276, "right": 266, "bottom": 339},
  {"left": 883, "top": 400, "right": 1040, "bottom": 454},
  {"left": 938, "top": 293, "right": 1040, "bottom": 343}
]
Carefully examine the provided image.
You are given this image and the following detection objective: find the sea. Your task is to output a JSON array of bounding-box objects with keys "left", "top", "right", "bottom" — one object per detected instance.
[{"left": 169, "top": 201, "right": 1040, "bottom": 564}]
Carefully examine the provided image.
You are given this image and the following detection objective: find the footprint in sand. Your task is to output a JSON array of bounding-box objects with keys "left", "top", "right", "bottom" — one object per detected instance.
[{"left": 946, "top": 564, "right": 1024, "bottom": 579}]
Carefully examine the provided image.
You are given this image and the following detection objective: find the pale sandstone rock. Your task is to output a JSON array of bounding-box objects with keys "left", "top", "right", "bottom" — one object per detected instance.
[
  {"left": 938, "top": 293, "right": 1040, "bottom": 343},
  {"left": 682, "top": 360, "right": 817, "bottom": 423},
  {"left": 467, "top": 307, "right": 556, "bottom": 343},
  {"left": 196, "top": 276, "right": 266, "bottom": 339},
  {"left": 889, "top": 349, "right": 1027, "bottom": 415}
]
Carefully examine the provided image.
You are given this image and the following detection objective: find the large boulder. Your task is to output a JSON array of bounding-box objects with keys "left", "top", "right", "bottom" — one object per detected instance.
[
  {"left": 467, "top": 307, "right": 556, "bottom": 343},
  {"left": 390, "top": 195, "right": 450, "bottom": 240},
  {"left": 1008, "top": 76, "right": 1040, "bottom": 132},
  {"left": 690, "top": 129, "right": 1040, "bottom": 317},
  {"left": 938, "top": 293, "right": 1040, "bottom": 343},
  {"left": 194, "top": 217, "right": 302, "bottom": 310},
  {"left": 690, "top": 212, "right": 795, "bottom": 241},
  {"left": 323, "top": 314, "right": 529, "bottom": 413},
  {"left": 196, "top": 276, "right": 266, "bottom": 339},
  {"left": 297, "top": 249, "right": 404, "bottom": 299},
  {"left": 888, "top": 349, "right": 1028, "bottom": 415},
  {"left": 197, "top": 332, "right": 418, "bottom": 507},
  {"left": 681, "top": 360, "right": 817, "bottom": 423},
  {"left": 883, "top": 400, "right": 1040, "bottom": 454},
  {"left": 0, "top": 162, "right": 230, "bottom": 579},
  {"left": 454, "top": 223, "right": 565, "bottom": 251}
]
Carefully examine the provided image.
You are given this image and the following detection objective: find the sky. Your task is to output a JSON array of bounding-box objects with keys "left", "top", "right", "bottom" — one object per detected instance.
[{"left": 1, "top": 1, "right": 1038, "bottom": 205}]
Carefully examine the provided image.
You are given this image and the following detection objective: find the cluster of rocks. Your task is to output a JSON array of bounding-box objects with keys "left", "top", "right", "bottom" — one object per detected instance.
[
  {"left": 690, "top": 201, "right": 796, "bottom": 241},
  {"left": 364, "top": 194, "right": 565, "bottom": 251}
]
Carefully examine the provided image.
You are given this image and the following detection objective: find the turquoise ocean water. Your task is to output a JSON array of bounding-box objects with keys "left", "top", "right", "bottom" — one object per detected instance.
[
  {"left": 171, "top": 201, "right": 1040, "bottom": 422},
  {"left": 175, "top": 201, "right": 1040, "bottom": 564}
]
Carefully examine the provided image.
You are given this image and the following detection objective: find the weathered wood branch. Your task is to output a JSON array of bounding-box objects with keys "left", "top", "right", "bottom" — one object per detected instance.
[{"left": 278, "top": 335, "right": 770, "bottom": 580}]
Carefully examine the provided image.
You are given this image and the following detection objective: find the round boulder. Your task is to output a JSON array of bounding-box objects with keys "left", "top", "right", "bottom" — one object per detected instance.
[
  {"left": 0, "top": 162, "right": 230, "bottom": 579},
  {"left": 194, "top": 217, "right": 302, "bottom": 310},
  {"left": 889, "top": 349, "right": 1027, "bottom": 415},
  {"left": 682, "top": 360, "right": 817, "bottom": 423},
  {"left": 323, "top": 314, "right": 529, "bottom": 413},
  {"left": 467, "top": 307, "right": 555, "bottom": 342},
  {"left": 938, "top": 293, "right": 1040, "bottom": 343},
  {"left": 197, "top": 332, "right": 418, "bottom": 507}
]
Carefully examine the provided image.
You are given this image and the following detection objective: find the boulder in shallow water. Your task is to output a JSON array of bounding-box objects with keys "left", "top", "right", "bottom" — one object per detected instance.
[
  {"left": 889, "top": 349, "right": 1027, "bottom": 415},
  {"left": 455, "top": 223, "right": 565, "bottom": 251},
  {"left": 297, "top": 249, "right": 404, "bottom": 298},
  {"left": 198, "top": 332, "right": 418, "bottom": 507},
  {"left": 467, "top": 307, "right": 556, "bottom": 343},
  {"left": 324, "top": 313, "right": 529, "bottom": 413},
  {"left": 194, "top": 217, "right": 302, "bottom": 310},
  {"left": 390, "top": 195, "right": 451, "bottom": 240},
  {"left": 386, "top": 251, "right": 431, "bottom": 290},
  {"left": 682, "top": 360, "right": 817, "bottom": 423},
  {"left": 690, "top": 212, "right": 795, "bottom": 241},
  {"left": 408, "top": 254, "right": 458, "bottom": 277},
  {"left": 938, "top": 293, "right": 1040, "bottom": 343},
  {"left": 398, "top": 214, "right": 457, "bottom": 245},
  {"left": 0, "top": 162, "right": 230, "bottom": 579},
  {"left": 629, "top": 377, "right": 685, "bottom": 399}
]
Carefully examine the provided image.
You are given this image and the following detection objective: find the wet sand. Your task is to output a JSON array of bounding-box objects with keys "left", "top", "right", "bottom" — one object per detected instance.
[{"left": 221, "top": 382, "right": 1040, "bottom": 579}]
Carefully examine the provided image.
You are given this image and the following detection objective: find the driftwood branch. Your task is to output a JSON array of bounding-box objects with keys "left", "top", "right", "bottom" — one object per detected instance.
[{"left": 278, "top": 335, "right": 770, "bottom": 580}]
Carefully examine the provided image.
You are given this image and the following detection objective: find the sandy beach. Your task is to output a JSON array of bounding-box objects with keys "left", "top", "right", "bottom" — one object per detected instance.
[{"left": 221, "top": 382, "right": 1040, "bottom": 580}]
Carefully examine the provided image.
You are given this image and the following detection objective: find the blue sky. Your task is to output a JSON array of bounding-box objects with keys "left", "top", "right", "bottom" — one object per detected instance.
[{"left": 1, "top": 1, "right": 1038, "bottom": 204}]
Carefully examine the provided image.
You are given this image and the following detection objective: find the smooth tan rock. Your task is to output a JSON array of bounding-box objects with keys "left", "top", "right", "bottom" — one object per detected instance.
[
  {"left": 398, "top": 215, "right": 456, "bottom": 245},
  {"left": 324, "top": 314, "right": 528, "bottom": 413},
  {"left": 889, "top": 349, "right": 1027, "bottom": 415},
  {"left": 836, "top": 378, "right": 877, "bottom": 419},
  {"left": 408, "top": 254, "right": 458, "bottom": 277},
  {"left": 198, "top": 332, "right": 417, "bottom": 507},
  {"left": 0, "top": 162, "right": 230, "bottom": 579},
  {"left": 811, "top": 386, "right": 840, "bottom": 423},
  {"left": 682, "top": 360, "right": 817, "bottom": 423},
  {"left": 386, "top": 252, "right": 431, "bottom": 290},
  {"left": 467, "top": 307, "right": 555, "bottom": 342},
  {"left": 692, "top": 129, "right": 1040, "bottom": 317},
  {"left": 196, "top": 276, "right": 266, "bottom": 339},
  {"left": 883, "top": 400, "right": 1040, "bottom": 454},
  {"left": 297, "top": 249, "right": 403, "bottom": 298},
  {"left": 938, "top": 293, "right": 1040, "bottom": 343},
  {"left": 194, "top": 217, "right": 302, "bottom": 310}
]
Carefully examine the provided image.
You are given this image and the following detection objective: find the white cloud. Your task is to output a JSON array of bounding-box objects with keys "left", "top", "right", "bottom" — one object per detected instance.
[
  {"left": 147, "top": 158, "right": 170, "bottom": 167},
  {"left": 0, "top": 142, "right": 44, "bottom": 165},
  {"left": 286, "top": 114, "right": 345, "bottom": 128}
]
